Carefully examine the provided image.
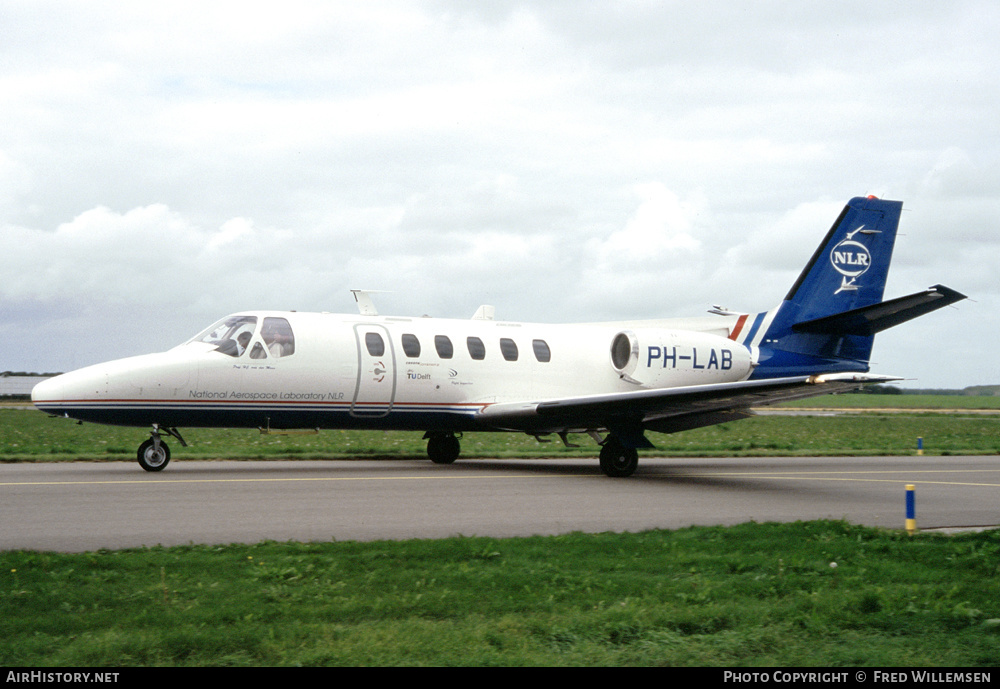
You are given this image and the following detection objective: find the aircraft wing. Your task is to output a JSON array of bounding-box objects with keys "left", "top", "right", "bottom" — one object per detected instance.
[{"left": 477, "top": 373, "right": 899, "bottom": 445}]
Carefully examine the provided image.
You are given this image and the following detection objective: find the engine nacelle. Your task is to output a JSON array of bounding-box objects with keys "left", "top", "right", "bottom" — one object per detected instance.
[{"left": 609, "top": 328, "right": 753, "bottom": 388}]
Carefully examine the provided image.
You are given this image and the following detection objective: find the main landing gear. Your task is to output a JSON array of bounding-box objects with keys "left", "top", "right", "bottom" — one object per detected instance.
[
  {"left": 137, "top": 425, "right": 187, "bottom": 472},
  {"left": 598, "top": 437, "right": 639, "bottom": 478},
  {"left": 421, "top": 430, "right": 641, "bottom": 477},
  {"left": 424, "top": 432, "right": 461, "bottom": 464}
]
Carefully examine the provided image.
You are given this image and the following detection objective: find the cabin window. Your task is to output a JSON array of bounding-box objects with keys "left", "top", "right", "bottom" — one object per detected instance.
[
  {"left": 262, "top": 317, "right": 295, "bottom": 358},
  {"left": 365, "top": 332, "right": 385, "bottom": 356},
  {"left": 466, "top": 336, "right": 486, "bottom": 360},
  {"left": 532, "top": 339, "right": 551, "bottom": 362},
  {"left": 500, "top": 338, "right": 518, "bottom": 362},
  {"left": 401, "top": 334, "right": 421, "bottom": 358},
  {"left": 434, "top": 335, "right": 454, "bottom": 359}
]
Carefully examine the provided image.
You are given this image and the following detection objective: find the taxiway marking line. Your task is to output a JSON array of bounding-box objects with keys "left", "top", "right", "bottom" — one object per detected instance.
[
  {"left": 672, "top": 468, "right": 1000, "bottom": 488},
  {"left": 682, "top": 475, "right": 1000, "bottom": 488},
  {"left": 0, "top": 474, "right": 591, "bottom": 488},
  {"left": 3, "top": 467, "right": 1000, "bottom": 489}
]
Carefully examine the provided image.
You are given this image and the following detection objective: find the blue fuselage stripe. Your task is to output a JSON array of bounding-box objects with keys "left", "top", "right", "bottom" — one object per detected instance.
[
  {"left": 741, "top": 312, "right": 766, "bottom": 345},
  {"left": 32, "top": 401, "right": 488, "bottom": 432}
]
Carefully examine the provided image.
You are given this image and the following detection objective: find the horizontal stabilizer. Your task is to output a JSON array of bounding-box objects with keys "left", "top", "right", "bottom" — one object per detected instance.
[{"left": 792, "top": 285, "right": 966, "bottom": 337}]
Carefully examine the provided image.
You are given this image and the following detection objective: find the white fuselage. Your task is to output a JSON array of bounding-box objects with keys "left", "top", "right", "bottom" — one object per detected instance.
[
  {"left": 27, "top": 196, "right": 961, "bottom": 477},
  {"left": 32, "top": 310, "right": 754, "bottom": 433}
]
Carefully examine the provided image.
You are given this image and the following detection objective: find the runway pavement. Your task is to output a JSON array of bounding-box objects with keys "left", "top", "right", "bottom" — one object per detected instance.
[{"left": 1, "top": 455, "right": 998, "bottom": 551}]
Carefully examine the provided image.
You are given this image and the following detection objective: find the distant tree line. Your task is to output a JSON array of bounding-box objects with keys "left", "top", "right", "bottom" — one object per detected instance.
[
  {"left": 1, "top": 371, "right": 62, "bottom": 377},
  {"left": 850, "top": 385, "right": 905, "bottom": 395},
  {"left": 847, "top": 384, "right": 1000, "bottom": 396}
]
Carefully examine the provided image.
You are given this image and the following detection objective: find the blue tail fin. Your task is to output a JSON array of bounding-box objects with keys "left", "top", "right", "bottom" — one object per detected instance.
[
  {"left": 741, "top": 196, "right": 964, "bottom": 378},
  {"left": 774, "top": 195, "right": 901, "bottom": 339}
]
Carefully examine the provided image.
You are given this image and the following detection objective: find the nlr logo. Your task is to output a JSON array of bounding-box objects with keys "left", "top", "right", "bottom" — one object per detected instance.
[{"left": 829, "top": 227, "right": 872, "bottom": 293}]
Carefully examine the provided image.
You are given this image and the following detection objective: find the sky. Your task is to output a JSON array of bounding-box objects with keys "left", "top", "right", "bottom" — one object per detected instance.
[{"left": 1, "top": 1, "right": 997, "bottom": 389}]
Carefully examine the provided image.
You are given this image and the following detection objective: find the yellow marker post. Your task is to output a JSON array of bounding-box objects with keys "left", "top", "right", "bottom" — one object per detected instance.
[
  {"left": 917, "top": 437, "right": 924, "bottom": 456},
  {"left": 905, "top": 484, "right": 917, "bottom": 535}
]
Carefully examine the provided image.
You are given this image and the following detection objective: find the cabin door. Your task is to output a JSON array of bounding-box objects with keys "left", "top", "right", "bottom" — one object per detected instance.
[{"left": 351, "top": 324, "right": 396, "bottom": 418}]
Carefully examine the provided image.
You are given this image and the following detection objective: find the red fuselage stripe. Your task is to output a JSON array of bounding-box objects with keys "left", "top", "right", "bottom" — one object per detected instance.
[{"left": 729, "top": 314, "right": 748, "bottom": 341}]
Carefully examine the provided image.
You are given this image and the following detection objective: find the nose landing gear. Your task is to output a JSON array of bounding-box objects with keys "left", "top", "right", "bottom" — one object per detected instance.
[
  {"left": 137, "top": 437, "right": 170, "bottom": 471},
  {"left": 136, "top": 425, "right": 187, "bottom": 472}
]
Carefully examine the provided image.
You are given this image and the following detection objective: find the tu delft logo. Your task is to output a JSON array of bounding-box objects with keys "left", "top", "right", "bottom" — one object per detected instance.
[{"left": 829, "top": 226, "right": 873, "bottom": 294}]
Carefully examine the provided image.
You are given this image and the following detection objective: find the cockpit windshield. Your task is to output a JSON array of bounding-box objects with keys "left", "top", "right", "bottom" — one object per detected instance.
[
  {"left": 185, "top": 315, "right": 296, "bottom": 359},
  {"left": 188, "top": 316, "right": 258, "bottom": 357}
]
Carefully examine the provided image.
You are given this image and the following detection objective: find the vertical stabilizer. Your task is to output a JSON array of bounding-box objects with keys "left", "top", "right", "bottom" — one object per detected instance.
[
  {"left": 782, "top": 196, "right": 901, "bottom": 321},
  {"left": 749, "top": 196, "right": 903, "bottom": 377}
]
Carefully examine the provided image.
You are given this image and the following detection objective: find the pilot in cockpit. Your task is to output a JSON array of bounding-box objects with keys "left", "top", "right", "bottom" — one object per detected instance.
[
  {"left": 262, "top": 319, "right": 295, "bottom": 358},
  {"left": 236, "top": 331, "right": 252, "bottom": 356}
]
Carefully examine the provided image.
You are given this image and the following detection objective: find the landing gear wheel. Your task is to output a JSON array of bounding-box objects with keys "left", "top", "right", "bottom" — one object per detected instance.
[
  {"left": 599, "top": 440, "right": 638, "bottom": 478},
  {"left": 137, "top": 438, "right": 170, "bottom": 472},
  {"left": 427, "top": 434, "right": 461, "bottom": 464}
]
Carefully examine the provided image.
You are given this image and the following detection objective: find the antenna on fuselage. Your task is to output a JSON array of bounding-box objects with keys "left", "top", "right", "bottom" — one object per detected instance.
[
  {"left": 350, "top": 289, "right": 385, "bottom": 316},
  {"left": 471, "top": 305, "right": 495, "bottom": 320}
]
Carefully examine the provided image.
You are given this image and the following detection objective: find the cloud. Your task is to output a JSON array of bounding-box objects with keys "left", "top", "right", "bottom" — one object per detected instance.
[{"left": 0, "top": 1, "right": 995, "bottom": 388}]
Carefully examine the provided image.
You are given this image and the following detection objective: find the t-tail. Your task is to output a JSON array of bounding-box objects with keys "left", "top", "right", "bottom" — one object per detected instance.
[{"left": 729, "top": 196, "right": 966, "bottom": 379}]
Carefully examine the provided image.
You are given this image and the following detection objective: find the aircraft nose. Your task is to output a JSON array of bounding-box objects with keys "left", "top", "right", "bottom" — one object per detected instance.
[
  {"left": 31, "top": 373, "right": 73, "bottom": 412},
  {"left": 31, "top": 375, "right": 60, "bottom": 405},
  {"left": 30, "top": 365, "right": 109, "bottom": 413},
  {"left": 29, "top": 352, "right": 191, "bottom": 423},
  {"left": 30, "top": 364, "right": 118, "bottom": 422}
]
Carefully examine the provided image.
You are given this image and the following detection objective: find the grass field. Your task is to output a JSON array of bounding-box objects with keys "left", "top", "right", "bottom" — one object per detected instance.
[
  {"left": 782, "top": 394, "right": 1000, "bottom": 410},
  {"left": 2, "top": 521, "right": 999, "bottom": 666}
]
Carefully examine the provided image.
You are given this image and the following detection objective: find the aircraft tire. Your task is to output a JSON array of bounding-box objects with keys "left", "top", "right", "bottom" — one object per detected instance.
[
  {"left": 427, "top": 434, "right": 460, "bottom": 464},
  {"left": 137, "top": 438, "right": 170, "bottom": 472},
  {"left": 599, "top": 440, "right": 638, "bottom": 478}
]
